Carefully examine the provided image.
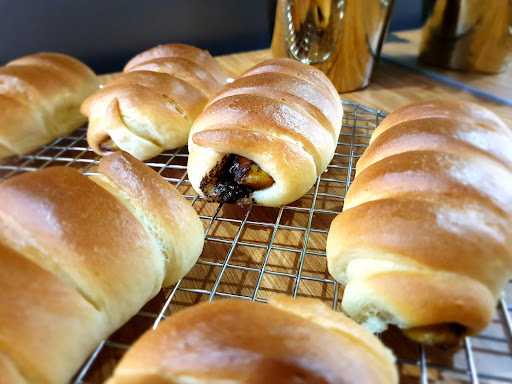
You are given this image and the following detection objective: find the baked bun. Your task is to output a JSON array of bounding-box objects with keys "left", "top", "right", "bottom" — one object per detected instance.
[
  {"left": 187, "top": 58, "right": 342, "bottom": 207},
  {"left": 82, "top": 44, "right": 229, "bottom": 160},
  {"left": 107, "top": 296, "right": 398, "bottom": 384},
  {"left": 0, "top": 52, "right": 97, "bottom": 159},
  {"left": 327, "top": 100, "right": 512, "bottom": 345},
  {"left": 0, "top": 152, "right": 204, "bottom": 383}
]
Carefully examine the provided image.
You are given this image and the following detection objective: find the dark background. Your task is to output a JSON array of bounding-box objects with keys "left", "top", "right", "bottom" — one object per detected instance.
[{"left": 0, "top": 0, "right": 423, "bottom": 73}]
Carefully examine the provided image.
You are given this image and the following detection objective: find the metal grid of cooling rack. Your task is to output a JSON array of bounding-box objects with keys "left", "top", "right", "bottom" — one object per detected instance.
[{"left": 0, "top": 100, "right": 511, "bottom": 383}]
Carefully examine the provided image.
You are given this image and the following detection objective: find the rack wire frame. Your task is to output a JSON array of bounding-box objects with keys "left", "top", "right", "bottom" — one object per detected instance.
[{"left": 0, "top": 100, "right": 511, "bottom": 383}]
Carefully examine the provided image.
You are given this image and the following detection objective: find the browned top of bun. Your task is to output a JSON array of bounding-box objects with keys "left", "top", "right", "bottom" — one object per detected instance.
[
  {"left": 0, "top": 166, "right": 164, "bottom": 327},
  {"left": 6, "top": 52, "right": 96, "bottom": 83},
  {"left": 373, "top": 100, "right": 511, "bottom": 142},
  {"left": 242, "top": 58, "right": 339, "bottom": 102},
  {"left": 123, "top": 43, "right": 229, "bottom": 84},
  {"left": 108, "top": 296, "right": 397, "bottom": 384}
]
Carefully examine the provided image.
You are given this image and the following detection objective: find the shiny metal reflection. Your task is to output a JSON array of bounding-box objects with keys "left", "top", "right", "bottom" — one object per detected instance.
[
  {"left": 419, "top": 0, "right": 512, "bottom": 74},
  {"left": 272, "top": 0, "right": 394, "bottom": 92}
]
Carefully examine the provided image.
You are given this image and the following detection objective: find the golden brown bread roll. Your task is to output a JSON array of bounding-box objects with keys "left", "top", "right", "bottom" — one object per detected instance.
[
  {"left": 188, "top": 58, "right": 342, "bottom": 207},
  {"left": 0, "top": 52, "right": 97, "bottom": 159},
  {"left": 0, "top": 241, "right": 107, "bottom": 384},
  {"left": 82, "top": 44, "right": 229, "bottom": 160},
  {"left": 327, "top": 100, "right": 512, "bottom": 345},
  {"left": 0, "top": 350, "right": 27, "bottom": 384},
  {"left": 107, "top": 296, "right": 398, "bottom": 384},
  {"left": 370, "top": 99, "right": 511, "bottom": 144},
  {"left": 0, "top": 152, "right": 204, "bottom": 383}
]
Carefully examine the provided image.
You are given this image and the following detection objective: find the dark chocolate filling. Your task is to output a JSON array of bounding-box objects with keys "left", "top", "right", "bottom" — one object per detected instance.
[
  {"left": 99, "top": 138, "right": 118, "bottom": 153},
  {"left": 200, "top": 154, "right": 273, "bottom": 204}
]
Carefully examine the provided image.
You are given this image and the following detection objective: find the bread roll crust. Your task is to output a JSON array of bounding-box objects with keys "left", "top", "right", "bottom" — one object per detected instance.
[
  {"left": 327, "top": 101, "right": 512, "bottom": 343},
  {"left": 372, "top": 100, "right": 511, "bottom": 143},
  {"left": 106, "top": 70, "right": 206, "bottom": 119},
  {"left": 242, "top": 58, "right": 339, "bottom": 103},
  {"left": 0, "top": 241, "right": 107, "bottom": 383},
  {"left": 330, "top": 195, "right": 511, "bottom": 292},
  {"left": 0, "top": 351, "right": 27, "bottom": 384},
  {"left": 0, "top": 166, "right": 166, "bottom": 328},
  {"left": 123, "top": 43, "right": 229, "bottom": 84},
  {"left": 107, "top": 297, "right": 397, "bottom": 384},
  {"left": 341, "top": 269, "right": 494, "bottom": 334},
  {"left": 0, "top": 52, "right": 97, "bottom": 159},
  {"left": 127, "top": 57, "right": 220, "bottom": 98},
  {"left": 356, "top": 117, "right": 512, "bottom": 174},
  {"left": 346, "top": 150, "right": 512, "bottom": 214},
  {"left": 0, "top": 95, "right": 48, "bottom": 157},
  {"left": 83, "top": 83, "right": 191, "bottom": 158},
  {"left": 211, "top": 71, "right": 340, "bottom": 131},
  {"left": 194, "top": 93, "right": 334, "bottom": 171},
  {"left": 7, "top": 52, "right": 96, "bottom": 83}
]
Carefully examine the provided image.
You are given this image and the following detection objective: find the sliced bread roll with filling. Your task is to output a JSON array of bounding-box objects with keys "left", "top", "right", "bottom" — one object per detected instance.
[{"left": 187, "top": 58, "right": 342, "bottom": 207}]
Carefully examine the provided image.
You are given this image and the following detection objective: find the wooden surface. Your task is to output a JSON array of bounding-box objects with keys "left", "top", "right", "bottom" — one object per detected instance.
[
  {"left": 382, "top": 29, "right": 512, "bottom": 105},
  {"left": 215, "top": 41, "right": 512, "bottom": 126}
]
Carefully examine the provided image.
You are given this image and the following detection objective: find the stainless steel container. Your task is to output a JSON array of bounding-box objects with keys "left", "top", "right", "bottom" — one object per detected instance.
[
  {"left": 419, "top": 0, "right": 512, "bottom": 74},
  {"left": 271, "top": 0, "right": 395, "bottom": 92}
]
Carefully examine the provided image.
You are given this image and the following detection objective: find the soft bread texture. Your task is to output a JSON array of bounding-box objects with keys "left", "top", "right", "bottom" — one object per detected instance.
[
  {"left": 0, "top": 242, "right": 107, "bottom": 384},
  {"left": 0, "top": 152, "right": 204, "bottom": 383},
  {"left": 91, "top": 152, "right": 204, "bottom": 285},
  {"left": 327, "top": 100, "right": 512, "bottom": 344},
  {"left": 82, "top": 44, "right": 229, "bottom": 160},
  {"left": 0, "top": 350, "right": 27, "bottom": 384},
  {"left": 0, "top": 52, "right": 97, "bottom": 159},
  {"left": 370, "top": 100, "right": 511, "bottom": 144},
  {"left": 107, "top": 296, "right": 397, "bottom": 384},
  {"left": 188, "top": 58, "right": 343, "bottom": 206},
  {"left": 124, "top": 43, "right": 229, "bottom": 85}
]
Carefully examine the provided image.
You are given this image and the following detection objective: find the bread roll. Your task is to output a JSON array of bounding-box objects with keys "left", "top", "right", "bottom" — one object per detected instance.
[
  {"left": 82, "top": 44, "right": 229, "bottom": 160},
  {"left": 0, "top": 52, "right": 97, "bottom": 159},
  {"left": 327, "top": 100, "right": 512, "bottom": 345},
  {"left": 107, "top": 296, "right": 398, "bottom": 384},
  {"left": 0, "top": 152, "right": 204, "bottom": 383},
  {"left": 188, "top": 58, "right": 342, "bottom": 207}
]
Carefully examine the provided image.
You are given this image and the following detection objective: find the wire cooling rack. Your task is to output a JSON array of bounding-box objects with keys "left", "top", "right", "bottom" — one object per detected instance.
[{"left": 0, "top": 100, "right": 511, "bottom": 383}]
